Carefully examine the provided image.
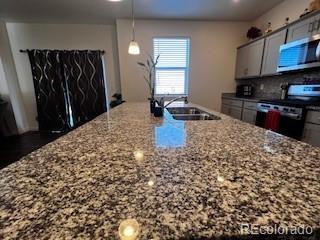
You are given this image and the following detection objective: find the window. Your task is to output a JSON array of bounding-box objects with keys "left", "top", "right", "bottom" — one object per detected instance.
[{"left": 153, "top": 38, "right": 190, "bottom": 95}]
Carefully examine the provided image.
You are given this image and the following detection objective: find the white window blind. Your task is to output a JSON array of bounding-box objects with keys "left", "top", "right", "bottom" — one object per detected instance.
[{"left": 153, "top": 38, "right": 190, "bottom": 95}]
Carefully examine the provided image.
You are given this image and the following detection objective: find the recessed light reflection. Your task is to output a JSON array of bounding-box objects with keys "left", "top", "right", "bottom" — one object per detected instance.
[
  {"left": 133, "top": 150, "right": 144, "bottom": 161},
  {"left": 148, "top": 179, "right": 155, "bottom": 186},
  {"left": 217, "top": 176, "right": 225, "bottom": 182},
  {"left": 118, "top": 219, "right": 140, "bottom": 240}
]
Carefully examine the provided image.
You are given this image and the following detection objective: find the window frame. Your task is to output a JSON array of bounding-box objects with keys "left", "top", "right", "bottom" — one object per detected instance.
[{"left": 153, "top": 37, "right": 191, "bottom": 97}]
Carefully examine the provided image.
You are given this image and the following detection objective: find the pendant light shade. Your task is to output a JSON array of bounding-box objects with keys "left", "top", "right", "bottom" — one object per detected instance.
[
  {"left": 128, "top": 41, "right": 140, "bottom": 55},
  {"left": 128, "top": 0, "right": 140, "bottom": 55}
]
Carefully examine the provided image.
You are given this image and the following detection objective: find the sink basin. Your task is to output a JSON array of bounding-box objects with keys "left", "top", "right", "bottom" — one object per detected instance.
[
  {"left": 167, "top": 107, "right": 203, "bottom": 115},
  {"left": 166, "top": 107, "right": 221, "bottom": 121}
]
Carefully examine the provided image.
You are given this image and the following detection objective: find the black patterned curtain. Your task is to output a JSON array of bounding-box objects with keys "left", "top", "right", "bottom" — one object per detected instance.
[
  {"left": 28, "top": 50, "right": 69, "bottom": 132},
  {"left": 27, "top": 50, "right": 107, "bottom": 132},
  {"left": 62, "top": 51, "right": 107, "bottom": 127}
]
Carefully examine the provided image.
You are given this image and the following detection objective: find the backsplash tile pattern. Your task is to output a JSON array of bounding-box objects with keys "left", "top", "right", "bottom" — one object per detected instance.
[{"left": 237, "top": 69, "right": 320, "bottom": 99}]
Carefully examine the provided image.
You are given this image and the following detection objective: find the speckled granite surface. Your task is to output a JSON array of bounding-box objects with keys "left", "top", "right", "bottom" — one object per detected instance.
[{"left": 0, "top": 103, "right": 319, "bottom": 239}]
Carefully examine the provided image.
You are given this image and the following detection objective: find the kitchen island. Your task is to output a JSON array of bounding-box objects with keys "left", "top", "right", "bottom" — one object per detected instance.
[{"left": 0, "top": 103, "right": 319, "bottom": 239}]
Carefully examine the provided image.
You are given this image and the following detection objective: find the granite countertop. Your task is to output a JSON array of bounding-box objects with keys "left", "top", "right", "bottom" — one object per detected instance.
[
  {"left": 221, "top": 93, "right": 261, "bottom": 102},
  {"left": 0, "top": 103, "right": 320, "bottom": 239}
]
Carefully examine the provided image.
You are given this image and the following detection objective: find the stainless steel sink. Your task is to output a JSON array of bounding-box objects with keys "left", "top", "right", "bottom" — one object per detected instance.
[
  {"left": 166, "top": 107, "right": 221, "bottom": 121},
  {"left": 167, "top": 107, "right": 203, "bottom": 115}
]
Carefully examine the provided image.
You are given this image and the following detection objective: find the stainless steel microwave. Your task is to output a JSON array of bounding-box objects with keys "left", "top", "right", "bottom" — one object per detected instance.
[{"left": 277, "top": 34, "right": 320, "bottom": 72}]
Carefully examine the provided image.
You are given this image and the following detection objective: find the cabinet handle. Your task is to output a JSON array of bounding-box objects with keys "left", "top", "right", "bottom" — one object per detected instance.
[{"left": 309, "top": 22, "right": 314, "bottom": 32}]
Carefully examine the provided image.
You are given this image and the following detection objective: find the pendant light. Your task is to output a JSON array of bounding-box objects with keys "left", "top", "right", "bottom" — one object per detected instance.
[{"left": 128, "top": 0, "right": 140, "bottom": 55}]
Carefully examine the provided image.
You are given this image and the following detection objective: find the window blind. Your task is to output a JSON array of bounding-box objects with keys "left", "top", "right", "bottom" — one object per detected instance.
[{"left": 153, "top": 38, "right": 190, "bottom": 95}]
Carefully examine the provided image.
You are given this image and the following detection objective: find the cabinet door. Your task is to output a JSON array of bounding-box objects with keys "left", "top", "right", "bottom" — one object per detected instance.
[
  {"left": 243, "top": 101, "right": 257, "bottom": 111},
  {"left": 242, "top": 109, "right": 257, "bottom": 125},
  {"left": 306, "top": 111, "right": 320, "bottom": 124},
  {"left": 302, "top": 123, "right": 320, "bottom": 147},
  {"left": 229, "top": 106, "right": 242, "bottom": 120},
  {"left": 247, "top": 39, "right": 265, "bottom": 77},
  {"left": 261, "top": 29, "right": 287, "bottom": 76},
  {"left": 221, "top": 104, "right": 230, "bottom": 115},
  {"left": 287, "top": 17, "right": 314, "bottom": 43},
  {"left": 312, "top": 13, "right": 320, "bottom": 35},
  {"left": 235, "top": 46, "right": 249, "bottom": 79}
]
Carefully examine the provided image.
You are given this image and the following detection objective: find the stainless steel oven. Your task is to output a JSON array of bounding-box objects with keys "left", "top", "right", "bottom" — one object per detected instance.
[
  {"left": 278, "top": 34, "right": 320, "bottom": 72},
  {"left": 255, "top": 84, "right": 320, "bottom": 140},
  {"left": 255, "top": 103, "right": 305, "bottom": 140}
]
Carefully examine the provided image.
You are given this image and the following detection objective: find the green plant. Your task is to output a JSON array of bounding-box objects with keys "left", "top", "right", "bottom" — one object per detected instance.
[{"left": 137, "top": 54, "right": 160, "bottom": 100}]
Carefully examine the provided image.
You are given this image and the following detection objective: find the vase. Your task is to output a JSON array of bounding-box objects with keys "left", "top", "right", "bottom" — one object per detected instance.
[{"left": 149, "top": 99, "right": 155, "bottom": 113}]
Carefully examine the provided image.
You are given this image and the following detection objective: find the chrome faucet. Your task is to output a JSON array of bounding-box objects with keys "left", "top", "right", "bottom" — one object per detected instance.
[{"left": 164, "top": 96, "right": 188, "bottom": 108}]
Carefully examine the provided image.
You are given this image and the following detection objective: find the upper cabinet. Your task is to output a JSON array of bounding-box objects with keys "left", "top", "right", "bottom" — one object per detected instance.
[
  {"left": 261, "top": 29, "right": 287, "bottom": 76},
  {"left": 235, "top": 39, "right": 265, "bottom": 79},
  {"left": 247, "top": 39, "right": 265, "bottom": 77},
  {"left": 287, "top": 13, "right": 320, "bottom": 43},
  {"left": 235, "top": 11, "right": 320, "bottom": 80},
  {"left": 235, "top": 46, "right": 249, "bottom": 79}
]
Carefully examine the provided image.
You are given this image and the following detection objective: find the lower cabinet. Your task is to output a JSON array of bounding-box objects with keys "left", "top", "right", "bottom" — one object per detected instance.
[
  {"left": 221, "top": 97, "right": 257, "bottom": 123},
  {"left": 221, "top": 104, "right": 241, "bottom": 119},
  {"left": 228, "top": 105, "right": 242, "bottom": 120},
  {"left": 221, "top": 98, "right": 243, "bottom": 120},
  {"left": 242, "top": 109, "right": 257, "bottom": 124},
  {"left": 303, "top": 111, "right": 320, "bottom": 147}
]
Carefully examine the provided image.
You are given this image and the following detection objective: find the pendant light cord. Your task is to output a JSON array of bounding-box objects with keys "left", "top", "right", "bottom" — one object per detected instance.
[{"left": 131, "top": 0, "right": 135, "bottom": 41}]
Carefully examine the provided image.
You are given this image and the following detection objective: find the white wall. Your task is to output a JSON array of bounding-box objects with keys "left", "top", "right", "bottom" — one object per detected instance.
[
  {"left": 0, "top": 21, "right": 28, "bottom": 134},
  {"left": 0, "top": 58, "right": 10, "bottom": 100},
  {"left": 0, "top": 57, "right": 19, "bottom": 135},
  {"left": 253, "top": 0, "right": 312, "bottom": 30},
  {"left": 116, "top": 19, "right": 250, "bottom": 111},
  {"left": 6, "top": 23, "right": 121, "bottom": 131}
]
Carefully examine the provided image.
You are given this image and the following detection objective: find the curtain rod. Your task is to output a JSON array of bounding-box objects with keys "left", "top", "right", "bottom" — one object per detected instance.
[{"left": 19, "top": 49, "right": 105, "bottom": 54}]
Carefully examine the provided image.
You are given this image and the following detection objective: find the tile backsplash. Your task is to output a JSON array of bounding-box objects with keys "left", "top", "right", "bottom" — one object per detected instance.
[{"left": 237, "top": 69, "right": 320, "bottom": 99}]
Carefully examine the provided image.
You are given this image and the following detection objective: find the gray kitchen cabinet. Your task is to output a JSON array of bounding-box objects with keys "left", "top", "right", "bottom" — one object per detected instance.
[
  {"left": 235, "top": 46, "right": 249, "bottom": 79},
  {"left": 287, "top": 16, "right": 314, "bottom": 43},
  {"left": 302, "top": 111, "right": 320, "bottom": 147},
  {"left": 312, "top": 14, "right": 320, "bottom": 35},
  {"left": 261, "top": 29, "right": 287, "bottom": 75},
  {"left": 221, "top": 104, "right": 230, "bottom": 115},
  {"left": 247, "top": 39, "right": 265, "bottom": 77},
  {"left": 303, "top": 123, "right": 320, "bottom": 147},
  {"left": 243, "top": 101, "right": 257, "bottom": 111},
  {"left": 235, "top": 39, "right": 264, "bottom": 79},
  {"left": 287, "top": 13, "right": 320, "bottom": 43},
  {"left": 221, "top": 97, "right": 258, "bottom": 123},
  {"left": 242, "top": 100, "right": 258, "bottom": 124},
  {"left": 229, "top": 105, "right": 243, "bottom": 120},
  {"left": 242, "top": 109, "right": 257, "bottom": 124},
  {"left": 221, "top": 98, "right": 243, "bottom": 108},
  {"left": 221, "top": 104, "right": 242, "bottom": 120},
  {"left": 221, "top": 99, "right": 242, "bottom": 120}
]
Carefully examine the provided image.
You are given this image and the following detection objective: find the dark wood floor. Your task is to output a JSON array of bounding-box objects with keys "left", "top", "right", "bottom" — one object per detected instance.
[{"left": 0, "top": 131, "right": 64, "bottom": 169}]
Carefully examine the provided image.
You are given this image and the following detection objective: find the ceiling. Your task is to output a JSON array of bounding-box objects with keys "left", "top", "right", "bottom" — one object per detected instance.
[{"left": 0, "top": 0, "right": 284, "bottom": 24}]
